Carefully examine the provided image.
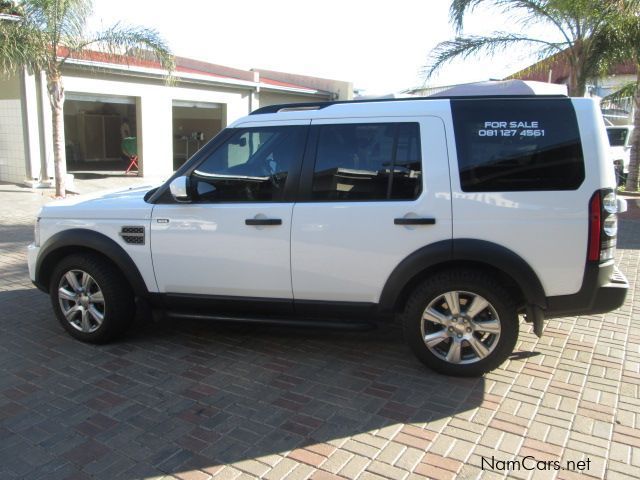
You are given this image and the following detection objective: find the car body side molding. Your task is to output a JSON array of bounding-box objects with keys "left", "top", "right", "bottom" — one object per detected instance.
[
  {"left": 452, "top": 239, "right": 547, "bottom": 309},
  {"left": 378, "top": 239, "right": 547, "bottom": 312},
  {"left": 378, "top": 240, "right": 453, "bottom": 311}
]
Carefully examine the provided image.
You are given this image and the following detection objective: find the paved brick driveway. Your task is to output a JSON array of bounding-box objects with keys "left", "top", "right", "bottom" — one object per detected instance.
[{"left": 1, "top": 182, "right": 638, "bottom": 480}]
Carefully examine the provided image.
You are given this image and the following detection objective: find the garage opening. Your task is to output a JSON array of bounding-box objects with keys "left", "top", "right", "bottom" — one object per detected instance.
[
  {"left": 172, "top": 100, "right": 223, "bottom": 170},
  {"left": 63, "top": 94, "right": 138, "bottom": 175}
]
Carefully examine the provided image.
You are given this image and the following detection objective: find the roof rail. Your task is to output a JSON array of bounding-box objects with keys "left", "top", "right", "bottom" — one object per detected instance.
[
  {"left": 250, "top": 94, "right": 569, "bottom": 115},
  {"left": 251, "top": 102, "right": 334, "bottom": 115}
]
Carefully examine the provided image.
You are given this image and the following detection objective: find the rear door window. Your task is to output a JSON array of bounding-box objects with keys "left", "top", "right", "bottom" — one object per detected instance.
[
  {"left": 451, "top": 98, "right": 585, "bottom": 192},
  {"left": 311, "top": 122, "right": 422, "bottom": 201}
]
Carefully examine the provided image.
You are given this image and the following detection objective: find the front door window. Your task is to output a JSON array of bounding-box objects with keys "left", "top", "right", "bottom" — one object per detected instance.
[{"left": 192, "top": 126, "right": 307, "bottom": 202}]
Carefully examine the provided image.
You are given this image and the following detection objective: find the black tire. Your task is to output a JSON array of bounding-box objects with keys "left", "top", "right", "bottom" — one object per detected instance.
[
  {"left": 49, "top": 253, "right": 135, "bottom": 343},
  {"left": 401, "top": 269, "right": 519, "bottom": 377}
]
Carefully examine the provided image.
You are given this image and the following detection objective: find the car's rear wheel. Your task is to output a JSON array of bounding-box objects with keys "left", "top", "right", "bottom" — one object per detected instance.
[
  {"left": 49, "top": 254, "right": 135, "bottom": 343},
  {"left": 402, "top": 269, "right": 519, "bottom": 376}
]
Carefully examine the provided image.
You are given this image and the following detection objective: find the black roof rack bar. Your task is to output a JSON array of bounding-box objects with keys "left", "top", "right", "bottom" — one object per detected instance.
[
  {"left": 251, "top": 102, "right": 334, "bottom": 115},
  {"left": 250, "top": 94, "right": 569, "bottom": 115}
]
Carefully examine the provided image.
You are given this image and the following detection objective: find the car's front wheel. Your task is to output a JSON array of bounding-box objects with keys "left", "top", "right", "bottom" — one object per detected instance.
[
  {"left": 402, "top": 269, "right": 519, "bottom": 377},
  {"left": 50, "top": 254, "right": 135, "bottom": 343}
]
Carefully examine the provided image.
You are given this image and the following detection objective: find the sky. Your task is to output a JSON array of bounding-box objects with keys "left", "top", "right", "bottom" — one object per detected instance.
[{"left": 88, "top": 0, "right": 560, "bottom": 95}]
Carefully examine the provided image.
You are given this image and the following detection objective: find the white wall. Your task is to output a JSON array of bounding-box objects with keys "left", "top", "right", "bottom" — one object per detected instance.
[
  {"left": 2, "top": 68, "right": 346, "bottom": 184},
  {"left": 0, "top": 76, "right": 27, "bottom": 184}
]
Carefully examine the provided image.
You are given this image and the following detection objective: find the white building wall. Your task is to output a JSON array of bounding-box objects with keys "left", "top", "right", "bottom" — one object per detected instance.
[
  {"left": 0, "top": 76, "right": 27, "bottom": 184},
  {"left": 61, "top": 71, "right": 254, "bottom": 179},
  {"left": 0, "top": 68, "right": 343, "bottom": 185},
  {"left": 23, "top": 71, "right": 43, "bottom": 183}
]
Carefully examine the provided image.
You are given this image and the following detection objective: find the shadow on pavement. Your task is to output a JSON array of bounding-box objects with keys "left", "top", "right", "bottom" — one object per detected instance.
[
  {"left": 0, "top": 287, "right": 485, "bottom": 478},
  {"left": 0, "top": 224, "right": 36, "bottom": 244}
]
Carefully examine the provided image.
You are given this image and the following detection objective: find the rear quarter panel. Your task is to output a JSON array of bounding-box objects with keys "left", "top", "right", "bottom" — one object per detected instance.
[{"left": 447, "top": 98, "right": 609, "bottom": 297}]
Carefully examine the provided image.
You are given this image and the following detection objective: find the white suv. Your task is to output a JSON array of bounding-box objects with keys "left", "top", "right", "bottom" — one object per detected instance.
[{"left": 28, "top": 94, "right": 629, "bottom": 376}]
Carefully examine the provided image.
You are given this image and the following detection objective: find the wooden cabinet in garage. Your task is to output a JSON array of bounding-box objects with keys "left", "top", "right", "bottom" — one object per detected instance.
[{"left": 76, "top": 113, "right": 121, "bottom": 161}]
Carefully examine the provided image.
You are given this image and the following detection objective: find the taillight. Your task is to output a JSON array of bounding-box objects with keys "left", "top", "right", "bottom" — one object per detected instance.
[{"left": 588, "top": 189, "right": 618, "bottom": 263}]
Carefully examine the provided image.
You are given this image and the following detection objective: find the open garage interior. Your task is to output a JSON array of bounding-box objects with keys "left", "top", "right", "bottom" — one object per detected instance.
[
  {"left": 173, "top": 101, "right": 223, "bottom": 170},
  {"left": 63, "top": 94, "right": 138, "bottom": 176}
]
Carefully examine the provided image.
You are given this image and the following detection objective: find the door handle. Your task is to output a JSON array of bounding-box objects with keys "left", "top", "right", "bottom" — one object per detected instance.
[
  {"left": 394, "top": 217, "right": 436, "bottom": 225},
  {"left": 245, "top": 218, "right": 282, "bottom": 226}
]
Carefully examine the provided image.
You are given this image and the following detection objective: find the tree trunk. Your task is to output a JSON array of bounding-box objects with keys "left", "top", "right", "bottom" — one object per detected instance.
[
  {"left": 566, "top": 46, "right": 585, "bottom": 97},
  {"left": 625, "top": 77, "right": 640, "bottom": 192},
  {"left": 567, "top": 75, "right": 580, "bottom": 97},
  {"left": 575, "top": 78, "right": 587, "bottom": 97},
  {"left": 46, "top": 69, "right": 66, "bottom": 197},
  {"left": 566, "top": 71, "right": 587, "bottom": 97}
]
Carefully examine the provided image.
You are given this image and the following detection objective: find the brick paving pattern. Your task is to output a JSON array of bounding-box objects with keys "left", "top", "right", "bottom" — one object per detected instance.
[{"left": 1, "top": 181, "right": 639, "bottom": 479}]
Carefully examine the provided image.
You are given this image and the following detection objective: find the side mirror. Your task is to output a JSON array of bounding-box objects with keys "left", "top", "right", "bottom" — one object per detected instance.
[{"left": 169, "top": 176, "right": 191, "bottom": 203}]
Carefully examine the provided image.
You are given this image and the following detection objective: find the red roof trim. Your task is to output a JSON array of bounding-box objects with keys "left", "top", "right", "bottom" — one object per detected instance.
[{"left": 59, "top": 47, "right": 318, "bottom": 91}]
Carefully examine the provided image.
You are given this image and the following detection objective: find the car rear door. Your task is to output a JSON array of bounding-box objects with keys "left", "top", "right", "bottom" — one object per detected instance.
[{"left": 290, "top": 116, "right": 452, "bottom": 308}]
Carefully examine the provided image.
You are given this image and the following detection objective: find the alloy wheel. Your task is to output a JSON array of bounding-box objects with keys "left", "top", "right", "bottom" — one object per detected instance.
[
  {"left": 57, "top": 269, "right": 105, "bottom": 333},
  {"left": 420, "top": 290, "right": 501, "bottom": 364}
]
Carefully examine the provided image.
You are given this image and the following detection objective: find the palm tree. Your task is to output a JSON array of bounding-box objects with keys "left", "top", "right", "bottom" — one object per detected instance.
[
  {"left": 425, "top": 0, "right": 620, "bottom": 96},
  {"left": 0, "top": 0, "right": 174, "bottom": 197},
  {"left": 597, "top": 1, "right": 640, "bottom": 191}
]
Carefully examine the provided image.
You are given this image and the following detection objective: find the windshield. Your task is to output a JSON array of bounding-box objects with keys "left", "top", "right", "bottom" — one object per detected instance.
[{"left": 607, "top": 128, "right": 629, "bottom": 147}]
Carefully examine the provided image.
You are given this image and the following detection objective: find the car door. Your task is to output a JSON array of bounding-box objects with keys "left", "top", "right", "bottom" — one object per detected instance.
[
  {"left": 151, "top": 120, "right": 309, "bottom": 312},
  {"left": 291, "top": 116, "right": 452, "bottom": 308}
]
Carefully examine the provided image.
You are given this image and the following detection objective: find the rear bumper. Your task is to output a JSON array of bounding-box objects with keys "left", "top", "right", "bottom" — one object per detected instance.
[
  {"left": 545, "top": 263, "right": 628, "bottom": 318},
  {"left": 589, "top": 269, "right": 628, "bottom": 313}
]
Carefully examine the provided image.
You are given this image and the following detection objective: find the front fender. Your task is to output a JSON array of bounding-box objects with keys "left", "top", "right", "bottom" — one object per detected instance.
[{"left": 35, "top": 229, "right": 149, "bottom": 297}]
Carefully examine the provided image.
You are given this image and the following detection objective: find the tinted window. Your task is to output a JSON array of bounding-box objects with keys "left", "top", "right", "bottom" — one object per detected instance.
[
  {"left": 451, "top": 99, "right": 585, "bottom": 192},
  {"left": 193, "top": 126, "right": 306, "bottom": 202},
  {"left": 312, "top": 123, "right": 422, "bottom": 201},
  {"left": 607, "top": 128, "right": 629, "bottom": 147}
]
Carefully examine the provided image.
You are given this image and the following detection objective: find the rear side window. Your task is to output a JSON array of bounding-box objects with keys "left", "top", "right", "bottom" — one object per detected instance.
[
  {"left": 312, "top": 122, "right": 422, "bottom": 201},
  {"left": 451, "top": 99, "right": 585, "bottom": 192}
]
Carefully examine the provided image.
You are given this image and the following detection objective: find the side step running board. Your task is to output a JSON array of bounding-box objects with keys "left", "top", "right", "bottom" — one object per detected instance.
[{"left": 165, "top": 311, "right": 376, "bottom": 331}]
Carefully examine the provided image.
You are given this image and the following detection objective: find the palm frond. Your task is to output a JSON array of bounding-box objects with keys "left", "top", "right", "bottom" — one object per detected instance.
[
  {"left": 71, "top": 22, "right": 174, "bottom": 73},
  {"left": 424, "top": 33, "right": 566, "bottom": 78},
  {"left": 57, "top": 0, "right": 92, "bottom": 41},
  {"left": 603, "top": 81, "right": 638, "bottom": 103},
  {"left": 0, "top": 11, "right": 48, "bottom": 75},
  {"left": 0, "top": 1, "right": 23, "bottom": 15},
  {"left": 449, "top": 0, "right": 485, "bottom": 32},
  {"left": 450, "top": 0, "right": 566, "bottom": 33}
]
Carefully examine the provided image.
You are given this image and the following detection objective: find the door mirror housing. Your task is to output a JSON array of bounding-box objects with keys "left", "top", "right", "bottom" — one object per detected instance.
[{"left": 169, "top": 176, "right": 191, "bottom": 203}]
